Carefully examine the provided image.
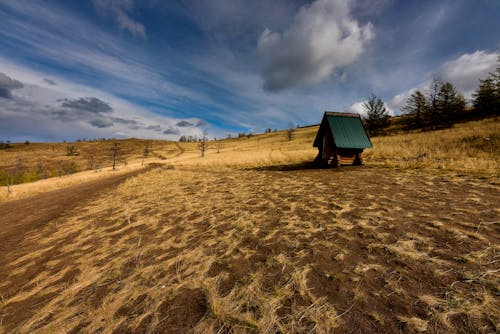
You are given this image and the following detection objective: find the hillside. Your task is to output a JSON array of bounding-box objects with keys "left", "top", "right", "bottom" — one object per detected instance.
[
  {"left": 1, "top": 117, "right": 498, "bottom": 194},
  {"left": 0, "top": 117, "right": 498, "bottom": 333}
]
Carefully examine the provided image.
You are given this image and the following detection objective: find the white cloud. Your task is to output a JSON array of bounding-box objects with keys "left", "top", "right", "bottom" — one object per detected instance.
[
  {"left": 257, "top": 0, "right": 374, "bottom": 91},
  {"left": 437, "top": 50, "right": 497, "bottom": 98},
  {"left": 347, "top": 101, "right": 366, "bottom": 116},
  {"left": 386, "top": 89, "right": 418, "bottom": 116},
  {"left": 347, "top": 99, "right": 395, "bottom": 117},
  {"left": 384, "top": 50, "right": 498, "bottom": 115}
]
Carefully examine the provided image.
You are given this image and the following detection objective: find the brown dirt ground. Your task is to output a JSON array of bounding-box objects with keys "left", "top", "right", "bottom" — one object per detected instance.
[
  {"left": 0, "top": 166, "right": 499, "bottom": 333},
  {"left": 0, "top": 165, "right": 156, "bottom": 280}
]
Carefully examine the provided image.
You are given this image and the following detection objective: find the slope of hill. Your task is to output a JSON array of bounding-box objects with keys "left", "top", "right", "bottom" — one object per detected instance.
[{"left": 0, "top": 117, "right": 498, "bottom": 333}]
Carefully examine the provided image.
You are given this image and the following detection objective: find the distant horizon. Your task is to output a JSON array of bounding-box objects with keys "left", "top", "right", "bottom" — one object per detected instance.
[
  {"left": 2, "top": 121, "right": 325, "bottom": 144},
  {"left": 1, "top": 0, "right": 499, "bottom": 142}
]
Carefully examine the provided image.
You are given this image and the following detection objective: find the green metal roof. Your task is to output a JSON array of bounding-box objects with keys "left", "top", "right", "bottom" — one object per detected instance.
[{"left": 326, "top": 114, "right": 372, "bottom": 149}]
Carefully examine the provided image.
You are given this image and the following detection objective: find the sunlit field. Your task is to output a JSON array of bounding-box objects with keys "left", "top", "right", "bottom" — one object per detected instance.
[{"left": 0, "top": 117, "right": 498, "bottom": 333}]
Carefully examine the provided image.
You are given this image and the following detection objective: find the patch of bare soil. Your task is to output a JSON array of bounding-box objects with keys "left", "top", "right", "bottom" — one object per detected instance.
[
  {"left": 0, "top": 167, "right": 498, "bottom": 333},
  {"left": 0, "top": 165, "right": 157, "bottom": 327}
]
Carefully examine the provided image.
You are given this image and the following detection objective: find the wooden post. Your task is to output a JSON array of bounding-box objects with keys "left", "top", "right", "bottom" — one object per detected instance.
[
  {"left": 354, "top": 153, "right": 361, "bottom": 166},
  {"left": 331, "top": 148, "right": 339, "bottom": 168}
]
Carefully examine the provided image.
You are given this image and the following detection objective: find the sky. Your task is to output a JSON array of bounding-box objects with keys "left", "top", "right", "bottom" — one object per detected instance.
[{"left": 0, "top": 0, "right": 498, "bottom": 142}]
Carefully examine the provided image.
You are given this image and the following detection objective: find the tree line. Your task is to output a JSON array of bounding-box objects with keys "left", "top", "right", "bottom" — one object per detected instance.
[{"left": 362, "top": 57, "right": 499, "bottom": 135}]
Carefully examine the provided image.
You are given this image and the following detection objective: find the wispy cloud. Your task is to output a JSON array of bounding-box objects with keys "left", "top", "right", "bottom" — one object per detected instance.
[
  {"left": 437, "top": 51, "right": 498, "bottom": 98},
  {"left": 91, "top": 0, "right": 146, "bottom": 38},
  {"left": 0, "top": 61, "right": 205, "bottom": 141},
  {"left": 0, "top": 1, "right": 497, "bottom": 141},
  {"left": 43, "top": 78, "right": 56, "bottom": 85},
  {"left": 0, "top": 0, "right": 358, "bottom": 137}
]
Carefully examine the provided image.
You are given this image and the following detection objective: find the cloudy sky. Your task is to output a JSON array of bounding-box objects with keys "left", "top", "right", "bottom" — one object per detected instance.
[{"left": 0, "top": 0, "right": 498, "bottom": 142}]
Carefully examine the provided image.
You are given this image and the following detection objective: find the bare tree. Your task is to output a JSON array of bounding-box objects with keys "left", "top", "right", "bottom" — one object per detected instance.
[
  {"left": 199, "top": 136, "right": 208, "bottom": 157},
  {"left": 110, "top": 142, "right": 122, "bottom": 171},
  {"left": 86, "top": 154, "right": 95, "bottom": 170},
  {"left": 425, "top": 79, "right": 442, "bottom": 130},
  {"left": 286, "top": 123, "right": 295, "bottom": 141},
  {"left": 142, "top": 143, "right": 150, "bottom": 166}
]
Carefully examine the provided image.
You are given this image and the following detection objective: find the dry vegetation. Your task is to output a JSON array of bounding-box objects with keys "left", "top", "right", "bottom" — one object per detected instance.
[
  {"left": 0, "top": 117, "right": 499, "bottom": 333},
  {"left": 0, "top": 139, "right": 181, "bottom": 185},
  {"left": 0, "top": 140, "right": 183, "bottom": 201},
  {"left": 366, "top": 117, "right": 499, "bottom": 177}
]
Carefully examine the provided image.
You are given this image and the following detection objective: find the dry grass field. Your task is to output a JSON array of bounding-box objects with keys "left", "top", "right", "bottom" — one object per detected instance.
[
  {"left": 0, "top": 139, "right": 181, "bottom": 187},
  {"left": 366, "top": 118, "right": 499, "bottom": 176},
  {"left": 0, "top": 117, "right": 499, "bottom": 333}
]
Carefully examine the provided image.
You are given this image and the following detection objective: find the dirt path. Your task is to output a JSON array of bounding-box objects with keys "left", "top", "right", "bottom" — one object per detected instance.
[{"left": 0, "top": 165, "right": 156, "bottom": 267}]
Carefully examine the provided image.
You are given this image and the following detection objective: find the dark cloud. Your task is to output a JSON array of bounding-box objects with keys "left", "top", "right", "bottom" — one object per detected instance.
[
  {"left": 61, "top": 97, "right": 113, "bottom": 114},
  {"left": 146, "top": 124, "right": 162, "bottom": 131},
  {"left": 176, "top": 120, "right": 193, "bottom": 127},
  {"left": 111, "top": 117, "right": 140, "bottom": 125},
  {"left": 51, "top": 107, "right": 150, "bottom": 132},
  {"left": 0, "top": 72, "right": 23, "bottom": 99},
  {"left": 43, "top": 78, "right": 57, "bottom": 85},
  {"left": 0, "top": 88, "right": 12, "bottom": 99},
  {"left": 163, "top": 127, "right": 179, "bottom": 135},
  {"left": 89, "top": 118, "right": 113, "bottom": 128}
]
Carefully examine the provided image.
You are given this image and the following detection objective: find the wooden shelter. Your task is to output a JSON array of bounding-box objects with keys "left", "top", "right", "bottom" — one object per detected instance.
[{"left": 313, "top": 112, "right": 372, "bottom": 167}]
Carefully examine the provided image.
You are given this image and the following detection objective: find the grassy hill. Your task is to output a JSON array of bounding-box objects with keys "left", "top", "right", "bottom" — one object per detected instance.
[
  {"left": 0, "top": 117, "right": 499, "bottom": 333},
  {"left": 2, "top": 117, "right": 498, "bottom": 179},
  {"left": 1, "top": 117, "right": 498, "bottom": 201}
]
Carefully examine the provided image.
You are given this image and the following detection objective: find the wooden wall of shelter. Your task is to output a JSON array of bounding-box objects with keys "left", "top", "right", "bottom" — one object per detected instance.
[{"left": 313, "top": 112, "right": 372, "bottom": 167}]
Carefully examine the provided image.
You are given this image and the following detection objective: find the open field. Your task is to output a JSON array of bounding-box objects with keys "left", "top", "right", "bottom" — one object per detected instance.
[
  {"left": 365, "top": 118, "right": 499, "bottom": 176},
  {"left": 1, "top": 167, "right": 498, "bottom": 333},
  {"left": 1, "top": 117, "right": 498, "bottom": 202},
  {"left": 0, "top": 139, "right": 181, "bottom": 189},
  {"left": 0, "top": 117, "right": 499, "bottom": 333}
]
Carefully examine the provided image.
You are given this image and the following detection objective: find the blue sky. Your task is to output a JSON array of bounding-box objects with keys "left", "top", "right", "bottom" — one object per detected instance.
[{"left": 0, "top": 0, "right": 498, "bottom": 142}]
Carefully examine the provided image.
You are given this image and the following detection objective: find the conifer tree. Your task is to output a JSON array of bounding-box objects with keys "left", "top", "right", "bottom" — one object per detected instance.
[
  {"left": 362, "top": 93, "right": 390, "bottom": 135},
  {"left": 436, "top": 82, "right": 466, "bottom": 126},
  {"left": 473, "top": 56, "right": 500, "bottom": 116},
  {"left": 402, "top": 90, "right": 427, "bottom": 130}
]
